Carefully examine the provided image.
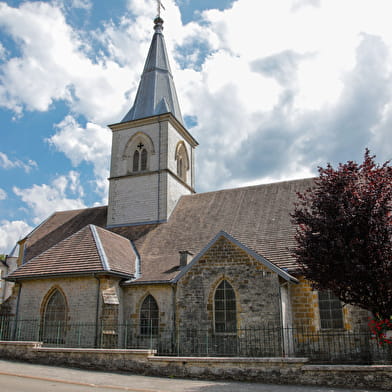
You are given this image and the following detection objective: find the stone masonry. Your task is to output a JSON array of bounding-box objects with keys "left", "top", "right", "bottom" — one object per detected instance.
[{"left": 177, "top": 236, "right": 283, "bottom": 332}]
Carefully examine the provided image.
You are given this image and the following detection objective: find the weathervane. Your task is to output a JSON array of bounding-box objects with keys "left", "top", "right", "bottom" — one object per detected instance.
[{"left": 156, "top": 0, "right": 165, "bottom": 18}]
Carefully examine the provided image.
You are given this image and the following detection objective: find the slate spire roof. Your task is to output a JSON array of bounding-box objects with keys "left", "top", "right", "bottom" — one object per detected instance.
[{"left": 121, "top": 17, "right": 184, "bottom": 124}]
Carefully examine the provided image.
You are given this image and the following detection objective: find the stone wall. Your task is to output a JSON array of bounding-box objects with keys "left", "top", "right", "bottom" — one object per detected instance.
[
  {"left": 0, "top": 341, "right": 391, "bottom": 390},
  {"left": 17, "top": 277, "right": 99, "bottom": 324},
  {"left": 122, "top": 284, "right": 174, "bottom": 349},
  {"left": 176, "top": 236, "right": 284, "bottom": 358},
  {"left": 290, "top": 276, "right": 370, "bottom": 332},
  {"left": 290, "top": 277, "right": 319, "bottom": 330},
  {"left": 177, "top": 236, "right": 282, "bottom": 332}
]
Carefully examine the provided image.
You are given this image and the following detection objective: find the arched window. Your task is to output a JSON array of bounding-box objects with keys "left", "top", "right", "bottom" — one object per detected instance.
[
  {"left": 177, "top": 157, "right": 184, "bottom": 180},
  {"left": 124, "top": 133, "right": 155, "bottom": 174},
  {"left": 141, "top": 148, "right": 148, "bottom": 171},
  {"left": 133, "top": 150, "right": 140, "bottom": 172},
  {"left": 175, "top": 142, "right": 189, "bottom": 182},
  {"left": 132, "top": 146, "right": 148, "bottom": 172},
  {"left": 214, "top": 280, "right": 237, "bottom": 333},
  {"left": 140, "top": 295, "right": 159, "bottom": 336},
  {"left": 41, "top": 289, "right": 67, "bottom": 344}
]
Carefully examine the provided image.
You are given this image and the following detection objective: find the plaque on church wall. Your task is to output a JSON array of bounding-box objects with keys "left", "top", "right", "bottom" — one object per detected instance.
[{"left": 102, "top": 287, "right": 120, "bottom": 305}]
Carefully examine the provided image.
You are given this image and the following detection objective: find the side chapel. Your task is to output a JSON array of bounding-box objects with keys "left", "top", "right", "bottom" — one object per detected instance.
[{"left": 2, "top": 16, "right": 368, "bottom": 354}]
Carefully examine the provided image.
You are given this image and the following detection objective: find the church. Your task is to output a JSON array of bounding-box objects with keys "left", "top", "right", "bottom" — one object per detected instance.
[{"left": 1, "top": 16, "right": 368, "bottom": 357}]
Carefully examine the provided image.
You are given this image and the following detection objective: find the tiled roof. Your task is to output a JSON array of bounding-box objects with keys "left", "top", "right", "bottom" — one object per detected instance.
[
  {"left": 24, "top": 206, "right": 108, "bottom": 263},
  {"left": 8, "top": 225, "right": 135, "bottom": 279},
  {"left": 11, "top": 178, "right": 314, "bottom": 283},
  {"left": 131, "top": 178, "right": 314, "bottom": 282}
]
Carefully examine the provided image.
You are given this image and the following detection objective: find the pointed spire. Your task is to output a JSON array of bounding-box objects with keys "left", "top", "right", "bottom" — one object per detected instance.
[{"left": 121, "top": 17, "right": 184, "bottom": 125}]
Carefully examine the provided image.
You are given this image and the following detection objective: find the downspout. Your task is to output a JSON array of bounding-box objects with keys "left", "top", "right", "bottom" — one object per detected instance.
[
  {"left": 12, "top": 282, "right": 22, "bottom": 340},
  {"left": 278, "top": 281, "right": 284, "bottom": 356},
  {"left": 279, "top": 281, "right": 292, "bottom": 357},
  {"left": 171, "top": 283, "right": 178, "bottom": 355},
  {"left": 94, "top": 275, "right": 101, "bottom": 348}
]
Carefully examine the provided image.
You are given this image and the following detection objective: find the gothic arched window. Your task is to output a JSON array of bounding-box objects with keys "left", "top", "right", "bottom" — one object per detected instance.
[
  {"left": 41, "top": 289, "right": 67, "bottom": 344},
  {"left": 175, "top": 142, "right": 189, "bottom": 182},
  {"left": 141, "top": 148, "right": 148, "bottom": 171},
  {"left": 140, "top": 295, "right": 159, "bottom": 336},
  {"left": 133, "top": 150, "right": 140, "bottom": 172},
  {"left": 214, "top": 280, "right": 237, "bottom": 333},
  {"left": 124, "top": 133, "right": 155, "bottom": 175}
]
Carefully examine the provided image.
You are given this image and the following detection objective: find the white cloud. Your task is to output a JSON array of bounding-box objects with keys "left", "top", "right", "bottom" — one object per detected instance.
[
  {"left": 0, "top": 41, "right": 6, "bottom": 60},
  {"left": 47, "top": 115, "right": 111, "bottom": 199},
  {"left": 0, "top": 188, "right": 6, "bottom": 200},
  {"left": 0, "top": 152, "right": 37, "bottom": 173},
  {"left": 1, "top": 0, "right": 392, "bottom": 197},
  {"left": 167, "top": 0, "right": 392, "bottom": 190},
  {"left": 0, "top": 220, "right": 33, "bottom": 254},
  {"left": 69, "top": 0, "right": 92, "bottom": 10},
  {"left": 0, "top": 1, "right": 133, "bottom": 123},
  {"left": 13, "top": 171, "right": 86, "bottom": 224}
]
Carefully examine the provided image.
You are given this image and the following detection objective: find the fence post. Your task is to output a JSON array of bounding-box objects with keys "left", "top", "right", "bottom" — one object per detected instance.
[
  {"left": 149, "top": 319, "right": 153, "bottom": 350},
  {"left": 177, "top": 328, "right": 180, "bottom": 356},
  {"left": 206, "top": 328, "right": 209, "bottom": 356},
  {"left": 0, "top": 317, "right": 4, "bottom": 340}
]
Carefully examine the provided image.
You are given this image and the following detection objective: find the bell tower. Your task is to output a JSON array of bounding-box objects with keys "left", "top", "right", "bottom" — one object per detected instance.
[{"left": 107, "top": 16, "right": 198, "bottom": 227}]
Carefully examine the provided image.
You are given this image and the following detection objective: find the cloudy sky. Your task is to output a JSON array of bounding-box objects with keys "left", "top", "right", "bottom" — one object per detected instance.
[{"left": 0, "top": 0, "right": 391, "bottom": 254}]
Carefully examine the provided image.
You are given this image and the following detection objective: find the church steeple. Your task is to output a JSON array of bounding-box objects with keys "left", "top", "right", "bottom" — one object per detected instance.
[
  {"left": 107, "top": 14, "right": 197, "bottom": 228},
  {"left": 121, "top": 17, "right": 184, "bottom": 125}
]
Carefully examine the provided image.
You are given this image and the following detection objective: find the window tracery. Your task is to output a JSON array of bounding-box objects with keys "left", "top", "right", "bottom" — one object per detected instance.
[
  {"left": 140, "top": 294, "right": 159, "bottom": 336},
  {"left": 41, "top": 289, "right": 67, "bottom": 344},
  {"left": 214, "top": 280, "right": 237, "bottom": 333},
  {"left": 123, "top": 133, "right": 155, "bottom": 174},
  {"left": 318, "top": 290, "right": 344, "bottom": 329}
]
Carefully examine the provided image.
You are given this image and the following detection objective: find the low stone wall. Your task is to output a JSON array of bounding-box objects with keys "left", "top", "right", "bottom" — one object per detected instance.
[{"left": 0, "top": 341, "right": 391, "bottom": 390}]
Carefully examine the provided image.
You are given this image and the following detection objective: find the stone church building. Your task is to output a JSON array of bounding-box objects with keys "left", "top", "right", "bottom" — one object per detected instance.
[{"left": 2, "top": 16, "right": 368, "bottom": 355}]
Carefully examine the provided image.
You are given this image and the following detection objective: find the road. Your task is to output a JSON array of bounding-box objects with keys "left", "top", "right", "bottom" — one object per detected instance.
[{"left": 0, "top": 360, "right": 383, "bottom": 392}]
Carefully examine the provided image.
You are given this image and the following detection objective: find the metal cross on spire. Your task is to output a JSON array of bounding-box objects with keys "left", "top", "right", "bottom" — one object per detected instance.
[{"left": 156, "top": 0, "right": 165, "bottom": 18}]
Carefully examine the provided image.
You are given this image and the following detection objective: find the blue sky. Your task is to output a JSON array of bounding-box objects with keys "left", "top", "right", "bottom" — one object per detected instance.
[{"left": 0, "top": 0, "right": 391, "bottom": 253}]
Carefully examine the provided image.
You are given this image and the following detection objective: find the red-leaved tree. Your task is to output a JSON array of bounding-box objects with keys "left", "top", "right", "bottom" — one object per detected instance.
[{"left": 291, "top": 149, "right": 392, "bottom": 319}]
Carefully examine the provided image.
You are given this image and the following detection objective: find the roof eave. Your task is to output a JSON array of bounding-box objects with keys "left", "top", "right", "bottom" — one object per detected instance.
[
  {"left": 108, "top": 112, "right": 199, "bottom": 147},
  {"left": 6, "top": 270, "right": 134, "bottom": 282},
  {"left": 172, "top": 231, "right": 299, "bottom": 284}
]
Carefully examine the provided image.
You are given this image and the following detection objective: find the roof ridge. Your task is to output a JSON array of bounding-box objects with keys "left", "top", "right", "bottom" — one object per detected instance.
[
  {"left": 173, "top": 230, "right": 297, "bottom": 284},
  {"left": 182, "top": 177, "right": 315, "bottom": 199},
  {"left": 89, "top": 225, "right": 110, "bottom": 272},
  {"left": 97, "top": 225, "right": 134, "bottom": 241},
  {"left": 12, "top": 224, "right": 93, "bottom": 271}
]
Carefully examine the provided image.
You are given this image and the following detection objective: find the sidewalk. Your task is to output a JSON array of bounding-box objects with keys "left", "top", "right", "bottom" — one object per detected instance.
[{"left": 0, "top": 359, "right": 382, "bottom": 392}]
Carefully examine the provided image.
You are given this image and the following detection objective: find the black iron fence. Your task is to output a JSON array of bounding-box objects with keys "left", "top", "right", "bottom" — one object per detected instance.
[{"left": 0, "top": 317, "right": 391, "bottom": 364}]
